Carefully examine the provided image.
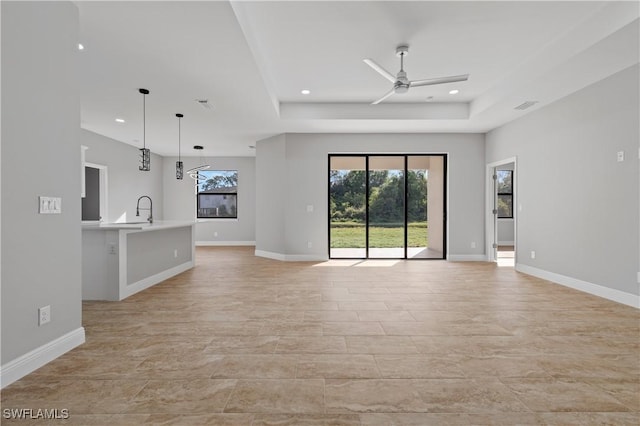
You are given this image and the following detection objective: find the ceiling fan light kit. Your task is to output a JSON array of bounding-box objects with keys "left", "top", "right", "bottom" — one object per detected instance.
[
  {"left": 364, "top": 44, "right": 469, "bottom": 104},
  {"left": 187, "top": 145, "right": 211, "bottom": 181}
]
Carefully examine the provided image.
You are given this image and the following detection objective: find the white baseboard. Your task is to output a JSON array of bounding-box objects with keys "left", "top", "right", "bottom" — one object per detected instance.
[
  {"left": 196, "top": 241, "right": 255, "bottom": 246},
  {"left": 498, "top": 241, "right": 514, "bottom": 246},
  {"left": 516, "top": 263, "right": 639, "bottom": 309},
  {"left": 1, "top": 327, "right": 85, "bottom": 389},
  {"left": 255, "top": 250, "right": 286, "bottom": 261},
  {"left": 255, "top": 250, "right": 327, "bottom": 262},
  {"left": 448, "top": 254, "right": 487, "bottom": 261},
  {"left": 284, "top": 254, "right": 328, "bottom": 262},
  {"left": 120, "top": 260, "right": 194, "bottom": 300}
]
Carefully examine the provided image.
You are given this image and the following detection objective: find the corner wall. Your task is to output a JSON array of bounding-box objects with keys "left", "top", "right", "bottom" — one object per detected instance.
[
  {"left": 487, "top": 64, "right": 639, "bottom": 303},
  {"left": 1, "top": 1, "right": 84, "bottom": 386},
  {"left": 256, "top": 133, "right": 486, "bottom": 260},
  {"left": 255, "top": 134, "right": 287, "bottom": 257}
]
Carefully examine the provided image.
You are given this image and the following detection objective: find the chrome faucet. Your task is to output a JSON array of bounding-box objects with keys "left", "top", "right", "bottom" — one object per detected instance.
[{"left": 136, "top": 196, "right": 153, "bottom": 223}]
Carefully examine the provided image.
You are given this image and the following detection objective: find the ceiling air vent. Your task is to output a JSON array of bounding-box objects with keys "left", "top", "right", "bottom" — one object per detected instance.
[
  {"left": 514, "top": 101, "right": 538, "bottom": 110},
  {"left": 196, "top": 99, "right": 213, "bottom": 110}
]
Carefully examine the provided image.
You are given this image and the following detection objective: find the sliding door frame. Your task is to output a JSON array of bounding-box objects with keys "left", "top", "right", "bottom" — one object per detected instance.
[{"left": 328, "top": 153, "right": 447, "bottom": 260}]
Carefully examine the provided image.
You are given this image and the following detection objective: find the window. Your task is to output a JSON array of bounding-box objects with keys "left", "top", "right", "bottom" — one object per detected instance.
[
  {"left": 197, "top": 170, "right": 238, "bottom": 219},
  {"left": 497, "top": 170, "right": 513, "bottom": 218}
]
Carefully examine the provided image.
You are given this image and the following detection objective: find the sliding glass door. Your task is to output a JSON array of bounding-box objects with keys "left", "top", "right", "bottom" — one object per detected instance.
[
  {"left": 329, "top": 156, "right": 366, "bottom": 258},
  {"left": 329, "top": 154, "right": 446, "bottom": 260},
  {"left": 368, "top": 156, "right": 405, "bottom": 259}
]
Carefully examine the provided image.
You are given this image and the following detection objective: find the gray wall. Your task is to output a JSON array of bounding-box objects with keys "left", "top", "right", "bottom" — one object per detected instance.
[
  {"left": 1, "top": 1, "right": 82, "bottom": 362},
  {"left": 162, "top": 156, "right": 256, "bottom": 243},
  {"left": 255, "top": 135, "right": 287, "bottom": 254},
  {"left": 486, "top": 64, "right": 639, "bottom": 296},
  {"left": 82, "top": 129, "right": 164, "bottom": 223},
  {"left": 256, "top": 133, "right": 486, "bottom": 259},
  {"left": 127, "top": 227, "right": 192, "bottom": 284},
  {"left": 497, "top": 219, "right": 515, "bottom": 244}
]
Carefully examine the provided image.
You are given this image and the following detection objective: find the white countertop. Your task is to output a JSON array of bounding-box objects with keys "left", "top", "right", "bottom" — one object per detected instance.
[{"left": 82, "top": 220, "right": 196, "bottom": 232}]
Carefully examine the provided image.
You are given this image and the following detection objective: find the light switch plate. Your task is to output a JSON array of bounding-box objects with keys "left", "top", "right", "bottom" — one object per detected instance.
[
  {"left": 617, "top": 151, "right": 624, "bottom": 162},
  {"left": 39, "top": 196, "right": 62, "bottom": 214}
]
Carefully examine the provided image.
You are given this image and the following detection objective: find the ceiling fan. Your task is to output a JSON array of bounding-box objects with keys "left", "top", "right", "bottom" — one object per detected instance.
[{"left": 364, "top": 44, "right": 469, "bottom": 105}]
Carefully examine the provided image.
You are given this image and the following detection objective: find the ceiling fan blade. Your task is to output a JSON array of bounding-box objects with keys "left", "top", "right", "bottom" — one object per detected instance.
[
  {"left": 371, "top": 88, "right": 396, "bottom": 105},
  {"left": 410, "top": 74, "right": 469, "bottom": 88},
  {"left": 363, "top": 59, "right": 396, "bottom": 83}
]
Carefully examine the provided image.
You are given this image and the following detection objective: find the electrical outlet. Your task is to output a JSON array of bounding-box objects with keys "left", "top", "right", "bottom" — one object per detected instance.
[
  {"left": 617, "top": 151, "right": 625, "bottom": 162},
  {"left": 307, "top": 241, "right": 312, "bottom": 248},
  {"left": 39, "top": 305, "right": 51, "bottom": 326},
  {"left": 530, "top": 250, "right": 536, "bottom": 259},
  {"left": 108, "top": 243, "right": 117, "bottom": 255},
  {"left": 174, "top": 249, "right": 178, "bottom": 258},
  {"left": 214, "top": 231, "right": 218, "bottom": 237},
  {"left": 470, "top": 242, "right": 476, "bottom": 249},
  {"left": 306, "top": 205, "right": 314, "bottom": 213}
]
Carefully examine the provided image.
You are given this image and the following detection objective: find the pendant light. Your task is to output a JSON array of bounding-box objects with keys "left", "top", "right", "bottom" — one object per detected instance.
[
  {"left": 187, "top": 145, "right": 210, "bottom": 180},
  {"left": 138, "top": 88, "right": 151, "bottom": 171},
  {"left": 175, "top": 113, "right": 184, "bottom": 179}
]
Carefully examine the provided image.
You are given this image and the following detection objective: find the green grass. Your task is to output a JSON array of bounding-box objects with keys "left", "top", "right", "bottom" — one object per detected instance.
[{"left": 330, "top": 222, "right": 428, "bottom": 248}]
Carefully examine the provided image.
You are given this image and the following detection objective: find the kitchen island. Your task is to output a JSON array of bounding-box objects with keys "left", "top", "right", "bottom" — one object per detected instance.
[{"left": 82, "top": 221, "right": 195, "bottom": 301}]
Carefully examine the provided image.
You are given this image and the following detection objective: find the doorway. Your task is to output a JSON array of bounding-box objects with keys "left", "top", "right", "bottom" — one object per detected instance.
[
  {"left": 329, "top": 154, "right": 446, "bottom": 260},
  {"left": 486, "top": 158, "right": 516, "bottom": 266},
  {"left": 82, "top": 163, "right": 108, "bottom": 223}
]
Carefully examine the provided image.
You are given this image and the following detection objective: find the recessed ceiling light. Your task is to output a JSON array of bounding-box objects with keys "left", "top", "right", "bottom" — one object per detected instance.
[
  {"left": 115, "top": 118, "right": 125, "bottom": 123},
  {"left": 301, "top": 89, "right": 311, "bottom": 95},
  {"left": 449, "top": 89, "right": 459, "bottom": 95},
  {"left": 78, "top": 43, "right": 84, "bottom": 51},
  {"left": 249, "top": 145, "right": 256, "bottom": 149}
]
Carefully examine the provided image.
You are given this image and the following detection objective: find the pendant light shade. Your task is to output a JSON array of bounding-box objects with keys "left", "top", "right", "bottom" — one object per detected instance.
[
  {"left": 138, "top": 88, "right": 151, "bottom": 171},
  {"left": 175, "top": 113, "right": 184, "bottom": 180}
]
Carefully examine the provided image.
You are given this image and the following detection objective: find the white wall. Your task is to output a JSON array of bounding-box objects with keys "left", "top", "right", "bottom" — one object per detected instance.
[
  {"left": 256, "top": 133, "right": 486, "bottom": 260},
  {"left": 82, "top": 129, "right": 164, "bottom": 223},
  {"left": 487, "top": 64, "right": 639, "bottom": 298},
  {"left": 163, "top": 156, "right": 256, "bottom": 244},
  {"left": 1, "top": 1, "right": 83, "bottom": 383}
]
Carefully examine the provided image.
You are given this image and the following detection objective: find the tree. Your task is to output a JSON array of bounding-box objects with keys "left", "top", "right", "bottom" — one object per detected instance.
[
  {"left": 407, "top": 170, "right": 427, "bottom": 222},
  {"left": 199, "top": 171, "right": 237, "bottom": 192}
]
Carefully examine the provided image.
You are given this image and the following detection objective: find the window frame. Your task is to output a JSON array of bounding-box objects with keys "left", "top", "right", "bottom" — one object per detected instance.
[
  {"left": 196, "top": 170, "right": 238, "bottom": 219},
  {"left": 497, "top": 170, "right": 513, "bottom": 219}
]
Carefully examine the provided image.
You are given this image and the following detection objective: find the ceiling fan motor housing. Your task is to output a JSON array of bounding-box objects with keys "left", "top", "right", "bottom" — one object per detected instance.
[
  {"left": 395, "top": 70, "right": 409, "bottom": 93},
  {"left": 396, "top": 44, "right": 409, "bottom": 57}
]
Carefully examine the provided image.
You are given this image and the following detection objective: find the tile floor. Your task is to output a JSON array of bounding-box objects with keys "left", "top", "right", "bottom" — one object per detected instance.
[{"left": 1, "top": 247, "right": 638, "bottom": 425}]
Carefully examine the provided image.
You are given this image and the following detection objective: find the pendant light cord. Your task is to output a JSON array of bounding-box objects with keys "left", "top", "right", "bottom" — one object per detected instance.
[
  {"left": 142, "top": 92, "right": 146, "bottom": 150},
  {"left": 178, "top": 116, "right": 181, "bottom": 162}
]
